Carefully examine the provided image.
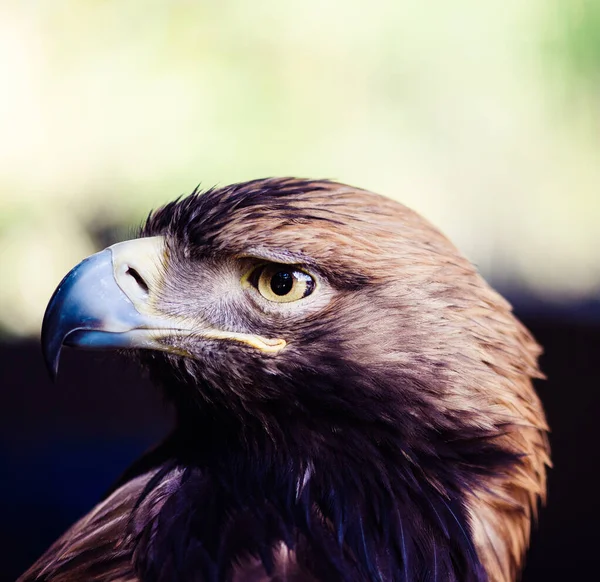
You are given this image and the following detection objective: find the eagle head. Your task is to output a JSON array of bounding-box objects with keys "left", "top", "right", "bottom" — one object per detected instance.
[{"left": 39, "top": 178, "right": 549, "bottom": 582}]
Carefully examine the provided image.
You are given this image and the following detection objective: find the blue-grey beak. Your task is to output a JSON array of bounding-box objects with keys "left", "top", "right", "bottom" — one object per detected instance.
[
  {"left": 41, "top": 236, "right": 173, "bottom": 379},
  {"left": 41, "top": 235, "right": 287, "bottom": 379}
]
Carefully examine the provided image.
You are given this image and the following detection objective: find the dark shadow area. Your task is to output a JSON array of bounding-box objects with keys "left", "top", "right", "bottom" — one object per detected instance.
[{"left": 1, "top": 305, "right": 597, "bottom": 581}]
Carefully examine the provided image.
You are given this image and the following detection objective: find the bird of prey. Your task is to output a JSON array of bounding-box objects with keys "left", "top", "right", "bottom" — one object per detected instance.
[{"left": 22, "top": 178, "right": 549, "bottom": 582}]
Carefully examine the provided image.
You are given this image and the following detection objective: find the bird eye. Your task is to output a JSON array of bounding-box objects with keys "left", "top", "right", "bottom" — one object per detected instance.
[{"left": 247, "top": 264, "right": 316, "bottom": 303}]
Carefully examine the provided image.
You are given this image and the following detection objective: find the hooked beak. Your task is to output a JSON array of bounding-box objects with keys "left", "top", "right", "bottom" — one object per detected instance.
[
  {"left": 42, "top": 236, "right": 172, "bottom": 378},
  {"left": 41, "top": 236, "right": 286, "bottom": 379}
]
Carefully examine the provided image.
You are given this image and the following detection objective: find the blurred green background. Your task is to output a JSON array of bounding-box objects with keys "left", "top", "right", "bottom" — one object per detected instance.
[{"left": 1, "top": 0, "right": 599, "bottom": 336}]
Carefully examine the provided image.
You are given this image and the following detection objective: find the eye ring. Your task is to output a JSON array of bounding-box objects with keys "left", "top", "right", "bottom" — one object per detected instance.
[{"left": 245, "top": 263, "right": 316, "bottom": 303}]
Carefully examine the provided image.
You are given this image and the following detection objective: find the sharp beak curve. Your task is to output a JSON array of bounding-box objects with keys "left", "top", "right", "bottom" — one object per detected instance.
[
  {"left": 41, "top": 235, "right": 287, "bottom": 379},
  {"left": 41, "top": 236, "right": 174, "bottom": 379}
]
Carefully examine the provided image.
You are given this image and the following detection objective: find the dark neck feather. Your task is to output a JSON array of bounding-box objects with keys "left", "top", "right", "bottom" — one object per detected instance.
[
  {"left": 130, "top": 410, "right": 513, "bottom": 582},
  {"left": 131, "top": 353, "right": 517, "bottom": 581}
]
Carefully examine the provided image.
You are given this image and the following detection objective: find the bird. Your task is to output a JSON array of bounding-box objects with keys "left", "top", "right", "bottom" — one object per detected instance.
[{"left": 22, "top": 178, "right": 549, "bottom": 582}]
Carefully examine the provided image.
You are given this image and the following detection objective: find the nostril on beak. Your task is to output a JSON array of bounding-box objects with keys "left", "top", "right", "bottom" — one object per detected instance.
[
  {"left": 126, "top": 266, "right": 150, "bottom": 295},
  {"left": 108, "top": 237, "right": 165, "bottom": 310}
]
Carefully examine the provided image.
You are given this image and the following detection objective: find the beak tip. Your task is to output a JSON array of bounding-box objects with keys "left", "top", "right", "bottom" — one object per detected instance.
[
  {"left": 47, "top": 357, "right": 59, "bottom": 382},
  {"left": 47, "top": 365, "right": 58, "bottom": 383},
  {"left": 41, "top": 335, "right": 60, "bottom": 382}
]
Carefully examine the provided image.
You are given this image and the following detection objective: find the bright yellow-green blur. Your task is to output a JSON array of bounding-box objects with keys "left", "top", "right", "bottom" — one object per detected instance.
[{"left": 1, "top": 1, "right": 598, "bottom": 336}]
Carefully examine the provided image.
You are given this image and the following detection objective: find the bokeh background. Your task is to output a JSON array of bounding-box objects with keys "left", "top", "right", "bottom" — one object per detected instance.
[{"left": 1, "top": 1, "right": 598, "bottom": 580}]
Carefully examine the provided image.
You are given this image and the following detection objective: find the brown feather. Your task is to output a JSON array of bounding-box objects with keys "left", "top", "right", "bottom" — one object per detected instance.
[
  {"left": 24, "top": 179, "right": 549, "bottom": 581},
  {"left": 160, "top": 179, "right": 549, "bottom": 581}
]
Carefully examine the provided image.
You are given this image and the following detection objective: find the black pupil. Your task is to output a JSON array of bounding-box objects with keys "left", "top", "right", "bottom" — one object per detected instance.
[{"left": 270, "top": 271, "right": 294, "bottom": 296}]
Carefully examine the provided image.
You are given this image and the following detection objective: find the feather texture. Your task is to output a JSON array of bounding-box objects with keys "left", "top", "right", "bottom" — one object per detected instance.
[{"left": 22, "top": 179, "right": 549, "bottom": 581}]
